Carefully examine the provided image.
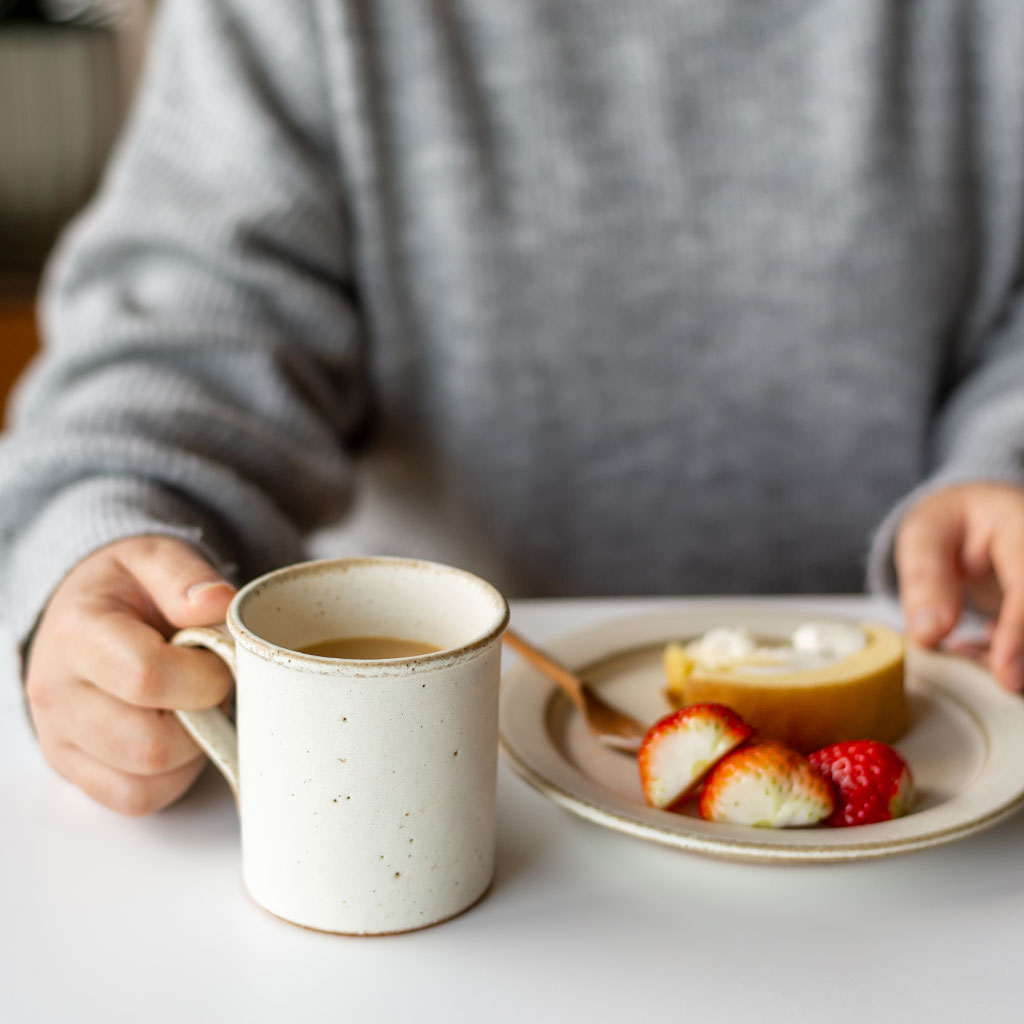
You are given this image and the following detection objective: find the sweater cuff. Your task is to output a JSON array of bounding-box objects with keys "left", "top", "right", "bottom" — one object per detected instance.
[{"left": 4, "top": 476, "right": 238, "bottom": 653}]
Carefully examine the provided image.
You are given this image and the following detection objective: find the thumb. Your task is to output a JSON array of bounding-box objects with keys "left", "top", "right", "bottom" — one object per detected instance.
[
  {"left": 114, "top": 536, "right": 236, "bottom": 629},
  {"left": 894, "top": 494, "right": 963, "bottom": 647}
]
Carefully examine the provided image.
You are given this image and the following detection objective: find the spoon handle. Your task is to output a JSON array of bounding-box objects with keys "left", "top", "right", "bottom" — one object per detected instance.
[{"left": 502, "top": 627, "right": 586, "bottom": 713}]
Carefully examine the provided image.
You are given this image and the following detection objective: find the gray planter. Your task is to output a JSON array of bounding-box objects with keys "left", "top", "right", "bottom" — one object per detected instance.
[{"left": 0, "top": 23, "right": 123, "bottom": 270}]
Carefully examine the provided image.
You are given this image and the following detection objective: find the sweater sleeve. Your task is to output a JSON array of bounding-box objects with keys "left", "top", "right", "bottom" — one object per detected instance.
[
  {"left": 0, "top": 0, "right": 365, "bottom": 645},
  {"left": 867, "top": 286, "right": 1024, "bottom": 596}
]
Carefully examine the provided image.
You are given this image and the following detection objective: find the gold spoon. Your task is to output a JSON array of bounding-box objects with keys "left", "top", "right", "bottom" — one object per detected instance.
[{"left": 503, "top": 627, "right": 648, "bottom": 753}]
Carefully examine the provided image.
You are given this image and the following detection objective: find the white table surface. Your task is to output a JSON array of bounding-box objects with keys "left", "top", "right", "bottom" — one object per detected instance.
[{"left": 4, "top": 595, "right": 1024, "bottom": 1024}]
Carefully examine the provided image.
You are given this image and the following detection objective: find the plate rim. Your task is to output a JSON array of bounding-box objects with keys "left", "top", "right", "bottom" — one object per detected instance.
[{"left": 498, "top": 605, "right": 1024, "bottom": 863}]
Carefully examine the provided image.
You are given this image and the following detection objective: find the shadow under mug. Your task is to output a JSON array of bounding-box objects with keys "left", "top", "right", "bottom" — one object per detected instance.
[{"left": 170, "top": 556, "right": 509, "bottom": 935}]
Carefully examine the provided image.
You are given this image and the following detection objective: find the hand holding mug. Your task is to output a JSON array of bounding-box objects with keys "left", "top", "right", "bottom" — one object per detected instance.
[{"left": 24, "top": 536, "right": 235, "bottom": 815}]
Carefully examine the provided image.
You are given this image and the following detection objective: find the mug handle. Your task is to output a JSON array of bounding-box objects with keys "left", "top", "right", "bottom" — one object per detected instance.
[{"left": 171, "top": 625, "right": 240, "bottom": 802}]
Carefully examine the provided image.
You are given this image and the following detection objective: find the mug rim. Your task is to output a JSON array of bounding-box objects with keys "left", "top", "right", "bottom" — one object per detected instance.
[{"left": 226, "top": 556, "right": 510, "bottom": 672}]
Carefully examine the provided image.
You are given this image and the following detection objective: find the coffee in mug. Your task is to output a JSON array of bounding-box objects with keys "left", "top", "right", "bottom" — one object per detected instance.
[{"left": 297, "top": 636, "right": 441, "bottom": 659}]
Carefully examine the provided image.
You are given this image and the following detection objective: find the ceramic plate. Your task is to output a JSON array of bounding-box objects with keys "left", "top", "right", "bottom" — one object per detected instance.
[{"left": 499, "top": 607, "right": 1024, "bottom": 862}]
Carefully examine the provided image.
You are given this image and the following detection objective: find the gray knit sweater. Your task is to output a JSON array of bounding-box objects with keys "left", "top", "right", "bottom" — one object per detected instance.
[{"left": 3, "top": 0, "right": 1024, "bottom": 645}]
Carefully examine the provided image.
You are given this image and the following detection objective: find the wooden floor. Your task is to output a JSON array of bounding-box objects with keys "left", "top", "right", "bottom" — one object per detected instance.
[{"left": 0, "top": 299, "right": 40, "bottom": 418}]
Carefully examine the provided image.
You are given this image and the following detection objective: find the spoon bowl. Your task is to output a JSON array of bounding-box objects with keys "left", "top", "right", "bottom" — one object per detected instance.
[{"left": 502, "top": 627, "right": 648, "bottom": 753}]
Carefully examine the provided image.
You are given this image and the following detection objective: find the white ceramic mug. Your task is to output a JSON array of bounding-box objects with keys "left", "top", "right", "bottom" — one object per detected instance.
[{"left": 171, "top": 557, "right": 509, "bottom": 935}]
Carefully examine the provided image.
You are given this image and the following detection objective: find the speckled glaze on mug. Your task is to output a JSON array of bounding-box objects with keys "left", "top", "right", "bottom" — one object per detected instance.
[{"left": 172, "top": 557, "right": 509, "bottom": 935}]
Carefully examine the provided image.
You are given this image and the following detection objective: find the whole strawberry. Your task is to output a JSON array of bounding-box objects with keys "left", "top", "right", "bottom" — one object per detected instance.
[
  {"left": 698, "top": 741, "right": 834, "bottom": 827},
  {"left": 808, "top": 740, "right": 913, "bottom": 827},
  {"left": 638, "top": 703, "right": 754, "bottom": 810}
]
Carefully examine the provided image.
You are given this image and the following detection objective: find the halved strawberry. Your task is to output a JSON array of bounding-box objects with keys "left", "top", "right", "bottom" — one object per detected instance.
[
  {"left": 808, "top": 740, "right": 913, "bottom": 827},
  {"left": 638, "top": 703, "right": 754, "bottom": 810},
  {"left": 698, "top": 741, "right": 835, "bottom": 827}
]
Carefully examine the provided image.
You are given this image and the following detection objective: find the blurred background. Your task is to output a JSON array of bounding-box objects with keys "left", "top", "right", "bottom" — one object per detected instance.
[{"left": 0, "top": 0, "right": 154, "bottom": 414}]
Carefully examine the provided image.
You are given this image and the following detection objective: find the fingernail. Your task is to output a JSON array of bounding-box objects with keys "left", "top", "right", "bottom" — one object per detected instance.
[
  {"left": 187, "top": 580, "right": 234, "bottom": 603},
  {"left": 909, "top": 607, "right": 943, "bottom": 639}
]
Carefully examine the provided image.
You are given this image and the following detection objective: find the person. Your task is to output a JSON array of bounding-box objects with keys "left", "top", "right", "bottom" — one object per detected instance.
[{"left": 3, "top": 0, "right": 1024, "bottom": 816}]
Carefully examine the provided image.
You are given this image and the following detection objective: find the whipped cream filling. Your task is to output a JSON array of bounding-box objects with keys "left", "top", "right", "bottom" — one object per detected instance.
[{"left": 684, "top": 622, "right": 865, "bottom": 674}]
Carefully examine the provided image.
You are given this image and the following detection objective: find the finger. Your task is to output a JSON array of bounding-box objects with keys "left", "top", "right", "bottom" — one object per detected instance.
[
  {"left": 36, "top": 731, "right": 207, "bottom": 817},
  {"left": 68, "top": 609, "right": 234, "bottom": 710},
  {"left": 41, "top": 674, "right": 203, "bottom": 774},
  {"left": 115, "top": 536, "right": 235, "bottom": 629},
  {"left": 894, "top": 505, "right": 963, "bottom": 646},
  {"left": 941, "top": 638, "right": 991, "bottom": 663},
  {"left": 987, "top": 527, "right": 1024, "bottom": 692},
  {"left": 962, "top": 575, "right": 1003, "bottom": 618},
  {"left": 961, "top": 530, "right": 995, "bottom": 578}
]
